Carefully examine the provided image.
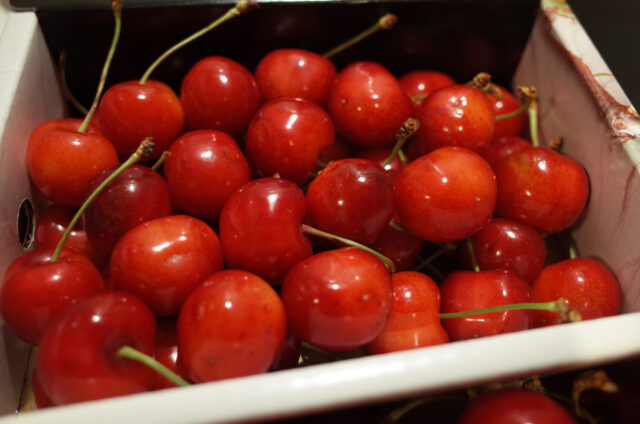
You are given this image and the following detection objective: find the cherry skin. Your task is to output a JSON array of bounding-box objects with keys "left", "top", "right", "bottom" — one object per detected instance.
[
  {"left": 440, "top": 269, "right": 531, "bottom": 341},
  {"left": 178, "top": 270, "right": 287, "bottom": 383},
  {"left": 82, "top": 164, "right": 172, "bottom": 255},
  {"left": 531, "top": 257, "right": 621, "bottom": 327},
  {"left": 153, "top": 318, "right": 185, "bottom": 390},
  {"left": 164, "top": 129, "right": 251, "bottom": 221},
  {"left": 327, "top": 61, "right": 412, "bottom": 148},
  {"left": 306, "top": 158, "right": 396, "bottom": 246},
  {"left": 457, "top": 388, "right": 578, "bottom": 424},
  {"left": 254, "top": 48, "right": 337, "bottom": 106},
  {"left": 218, "top": 177, "right": 312, "bottom": 286},
  {"left": 488, "top": 85, "right": 526, "bottom": 140},
  {"left": 494, "top": 146, "right": 589, "bottom": 234},
  {"left": 36, "top": 291, "right": 156, "bottom": 405},
  {"left": 269, "top": 324, "right": 302, "bottom": 371},
  {"left": 317, "top": 135, "right": 354, "bottom": 166},
  {"left": 35, "top": 204, "right": 109, "bottom": 269},
  {"left": 395, "top": 146, "right": 497, "bottom": 243},
  {"left": 368, "top": 271, "right": 449, "bottom": 354},
  {"left": 281, "top": 247, "right": 393, "bottom": 351},
  {"left": 27, "top": 121, "right": 119, "bottom": 207},
  {"left": 398, "top": 70, "right": 455, "bottom": 114},
  {"left": 245, "top": 97, "right": 335, "bottom": 186},
  {"left": 370, "top": 221, "right": 424, "bottom": 271},
  {"left": 97, "top": 80, "right": 185, "bottom": 159},
  {"left": 32, "top": 367, "right": 55, "bottom": 409},
  {"left": 181, "top": 56, "right": 262, "bottom": 136},
  {"left": 110, "top": 214, "right": 224, "bottom": 316},
  {"left": 458, "top": 217, "right": 546, "bottom": 283},
  {"left": 411, "top": 84, "right": 495, "bottom": 156},
  {"left": 356, "top": 147, "right": 405, "bottom": 180},
  {"left": 480, "top": 135, "right": 531, "bottom": 170},
  {"left": 0, "top": 247, "right": 104, "bottom": 346}
]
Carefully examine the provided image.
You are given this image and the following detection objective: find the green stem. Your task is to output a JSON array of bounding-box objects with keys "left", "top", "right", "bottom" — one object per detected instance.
[
  {"left": 151, "top": 151, "right": 171, "bottom": 171},
  {"left": 139, "top": 0, "right": 257, "bottom": 84},
  {"left": 381, "top": 117, "right": 419, "bottom": 168},
  {"left": 117, "top": 346, "right": 189, "bottom": 387},
  {"left": 50, "top": 138, "right": 154, "bottom": 263},
  {"left": 439, "top": 298, "right": 575, "bottom": 321},
  {"left": 528, "top": 97, "right": 540, "bottom": 147},
  {"left": 323, "top": 13, "right": 397, "bottom": 59},
  {"left": 466, "top": 237, "right": 480, "bottom": 272},
  {"left": 397, "top": 149, "right": 408, "bottom": 166},
  {"left": 494, "top": 96, "right": 532, "bottom": 121},
  {"left": 78, "top": 0, "right": 122, "bottom": 133},
  {"left": 301, "top": 224, "right": 396, "bottom": 273}
]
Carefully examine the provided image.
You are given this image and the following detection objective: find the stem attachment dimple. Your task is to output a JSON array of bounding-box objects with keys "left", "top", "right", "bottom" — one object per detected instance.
[
  {"left": 117, "top": 345, "right": 190, "bottom": 387},
  {"left": 323, "top": 13, "right": 398, "bottom": 59}
]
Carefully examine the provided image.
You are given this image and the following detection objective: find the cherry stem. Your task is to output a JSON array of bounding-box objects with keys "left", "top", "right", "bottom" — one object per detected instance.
[
  {"left": 397, "top": 149, "right": 408, "bottom": 166},
  {"left": 139, "top": 0, "right": 258, "bottom": 84},
  {"left": 117, "top": 345, "right": 190, "bottom": 387},
  {"left": 466, "top": 72, "right": 502, "bottom": 100},
  {"left": 438, "top": 297, "right": 581, "bottom": 323},
  {"left": 466, "top": 237, "right": 480, "bottom": 272},
  {"left": 301, "top": 224, "right": 396, "bottom": 273},
  {"left": 151, "top": 151, "right": 171, "bottom": 171},
  {"left": 50, "top": 138, "right": 154, "bottom": 263},
  {"left": 381, "top": 117, "right": 419, "bottom": 168},
  {"left": 323, "top": 13, "right": 397, "bottom": 59},
  {"left": 58, "top": 50, "right": 89, "bottom": 116},
  {"left": 78, "top": 0, "right": 122, "bottom": 134},
  {"left": 413, "top": 243, "right": 457, "bottom": 272},
  {"left": 571, "top": 370, "right": 617, "bottom": 424},
  {"left": 388, "top": 219, "right": 410, "bottom": 235},
  {"left": 518, "top": 86, "right": 539, "bottom": 147},
  {"left": 494, "top": 95, "right": 532, "bottom": 121}
]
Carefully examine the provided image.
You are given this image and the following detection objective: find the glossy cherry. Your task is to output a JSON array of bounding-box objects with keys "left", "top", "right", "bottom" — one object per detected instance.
[
  {"left": 245, "top": 97, "right": 335, "bottom": 185},
  {"left": 181, "top": 56, "right": 262, "bottom": 136},
  {"left": 327, "top": 61, "right": 412, "bottom": 148},
  {"left": 480, "top": 135, "right": 531, "bottom": 170},
  {"left": 218, "top": 177, "right": 312, "bottom": 286},
  {"left": 370, "top": 220, "right": 424, "bottom": 271},
  {"left": 398, "top": 70, "right": 455, "bottom": 114},
  {"left": 164, "top": 129, "right": 251, "bottom": 221},
  {"left": 368, "top": 271, "right": 449, "bottom": 354},
  {"left": 531, "top": 257, "right": 621, "bottom": 327},
  {"left": 110, "top": 214, "right": 224, "bottom": 316},
  {"left": 254, "top": 48, "right": 337, "bottom": 106},
  {"left": 488, "top": 85, "right": 526, "bottom": 140},
  {"left": 178, "top": 270, "right": 287, "bottom": 383},
  {"left": 440, "top": 269, "right": 531, "bottom": 341},
  {"left": 356, "top": 147, "right": 406, "bottom": 180},
  {"left": 36, "top": 290, "right": 156, "bottom": 405},
  {"left": 281, "top": 247, "right": 392, "bottom": 351},
  {"left": 395, "top": 146, "right": 497, "bottom": 243}
]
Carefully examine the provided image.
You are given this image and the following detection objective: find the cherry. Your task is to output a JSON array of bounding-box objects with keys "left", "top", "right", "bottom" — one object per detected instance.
[
  {"left": 36, "top": 290, "right": 156, "bottom": 405},
  {"left": 327, "top": 61, "right": 412, "bottom": 148},
  {"left": 395, "top": 146, "right": 497, "bottom": 243},
  {"left": 281, "top": 247, "right": 392, "bottom": 351},
  {"left": 368, "top": 271, "right": 449, "bottom": 354},
  {"left": 440, "top": 269, "right": 531, "bottom": 341},
  {"left": 181, "top": 56, "right": 262, "bottom": 136},
  {"left": 456, "top": 388, "right": 578, "bottom": 424},
  {"left": 410, "top": 84, "right": 495, "bottom": 156},
  {"left": 318, "top": 135, "right": 355, "bottom": 166},
  {"left": 254, "top": 48, "right": 337, "bottom": 106},
  {"left": 218, "top": 177, "right": 312, "bottom": 286},
  {"left": 110, "top": 214, "right": 224, "bottom": 316},
  {"left": 305, "top": 158, "right": 396, "bottom": 246},
  {"left": 164, "top": 129, "right": 251, "bottom": 221},
  {"left": 153, "top": 318, "right": 185, "bottom": 390},
  {"left": 398, "top": 70, "right": 455, "bottom": 114},
  {"left": 35, "top": 204, "right": 109, "bottom": 269},
  {"left": 0, "top": 247, "right": 104, "bottom": 346},
  {"left": 245, "top": 97, "right": 335, "bottom": 185},
  {"left": 488, "top": 84, "right": 526, "bottom": 140},
  {"left": 32, "top": 367, "right": 55, "bottom": 409},
  {"left": 356, "top": 147, "right": 406, "bottom": 180},
  {"left": 479, "top": 135, "right": 531, "bottom": 170},
  {"left": 82, "top": 164, "right": 172, "bottom": 254},
  {"left": 178, "top": 270, "right": 287, "bottom": 383},
  {"left": 531, "top": 257, "right": 621, "bottom": 327},
  {"left": 458, "top": 217, "right": 546, "bottom": 283},
  {"left": 370, "top": 221, "right": 424, "bottom": 271},
  {"left": 494, "top": 146, "right": 589, "bottom": 234},
  {"left": 270, "top": 324, "right": 302, "bottom": 371}
]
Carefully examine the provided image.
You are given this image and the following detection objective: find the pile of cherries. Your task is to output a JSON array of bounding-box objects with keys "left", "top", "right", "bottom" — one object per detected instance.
[{"left": 0, "top": 1, "right": 624, "bottom": 421}]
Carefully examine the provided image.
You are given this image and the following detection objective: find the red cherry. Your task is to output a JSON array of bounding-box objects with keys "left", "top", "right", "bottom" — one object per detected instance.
[
  {"left": 281, "top": 247, "right": 392, "bottom": 351},
  {"left": 368, "top": 271, "right": 449, "bottom": 354},
  {"left": 370, "top": 222, "right": 424, "bottom": 272},
  {"left": 97, "top": 80, "right": 185, "bottom": 159},
  {"left": 531, "top": 257, "right": 621, "bottom": 327},
  {"left": 32, "top": 367, "right": 55, "bottom": 409},
  {"left": 181, "top": 56, "right": 262, "bottom": 136},
  {"left": 327, "top": 61, "right": 412, "bottom": 148},
  {"left": 270, "top": 324, "right": 302, "bottom": 371},
  {"left": 82, "top": 164, "right": 172, "bottom": 255},
  {"left": 488, "top": 85, "right": 526, "bottom": 140},
  {"left": 494, "top": 146, "right": 589, "bottom": 234},
  {"left": 0, "top": 248, "right": 104, "bottom": 346},
  {"left": 164, "top": 129, "right": 251, "bottom": 221},
  {"left": 306, "top": 158, "right": 396, "bottom": 246},
  {"left": 459, "top": 217, "right": 546, "bottom": 283},
  {"left": 318, "top": 135, "right": 355, "bottom": 165},
  {"left": 36, "top": 291, "right": 156, "bottom": 405},
  {"left": 35, "top": 204, "right": 109, "bottom": 269},
  {"left": 480, "top": 135, "right": 531, "bottom": 170},
  {"left": 153, "top": 318, "right": 185, "bottom": 390},
  {"left": 440, "top": 269, "right": 531, "bottom": 341},
  {"left": 110, "top": 215, "right": 224, "bottom": 316},
  {"left": 219, "top": 177, "right": 312, "bottom": 286},
  {"left": 395, "top": 146, "right": 497, "bottom": 243},
  {"left": 398, "top": 70, "right": 455, "bottom": 114},
  {"left": 411, "top": 84, "right": 495, "bottom": 156},
  {"left": 245, "top": 97, "right": 335, "bottom": 185},
  {"left": 178, "top": 270, "right": 287, "bottom": 383},
  {"left": 254, "top": 48, "right": 337, "bottom": 106},
  {"left": 356, "top": 147, "right": 405, "bottom": 180}
]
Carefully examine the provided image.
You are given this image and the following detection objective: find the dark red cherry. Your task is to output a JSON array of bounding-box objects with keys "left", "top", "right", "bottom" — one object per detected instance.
[
  {"left": 488, "top": 85, "right": 526, "bottom": 140},
  {"left": 398, "top": 70, "right": 455, "bottom": 114},
  {"left": 480, "top": 135, "right": 531, "bottom": 170}
]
